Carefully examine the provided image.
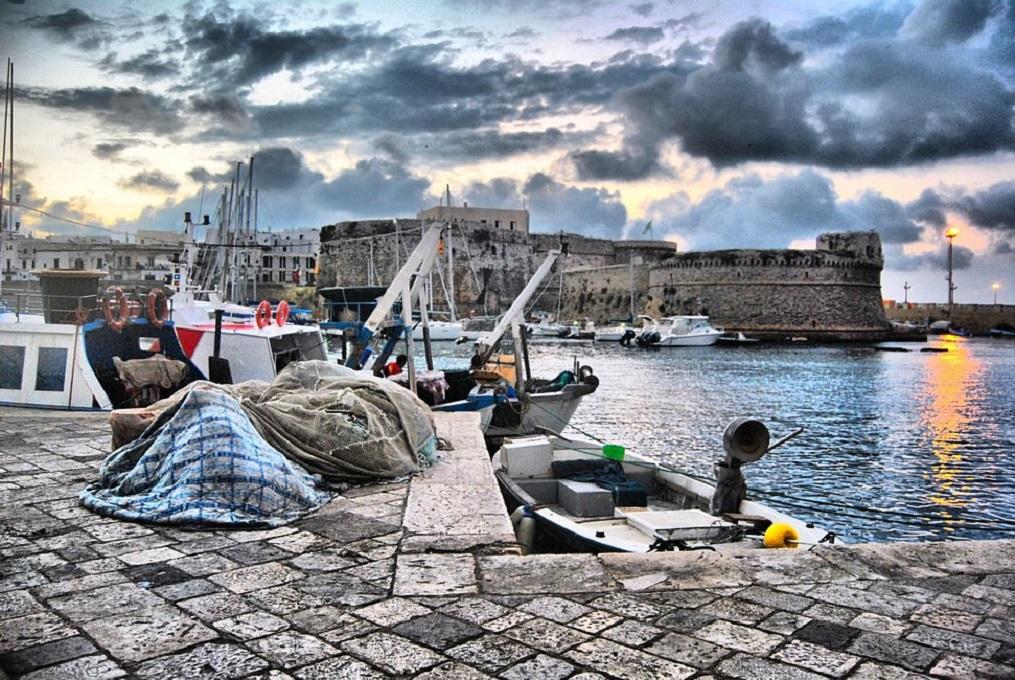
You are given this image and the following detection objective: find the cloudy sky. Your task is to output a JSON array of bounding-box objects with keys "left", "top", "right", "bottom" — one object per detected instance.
[{"left": 1, "top": 0, "right": 1013, "bottom": 302}]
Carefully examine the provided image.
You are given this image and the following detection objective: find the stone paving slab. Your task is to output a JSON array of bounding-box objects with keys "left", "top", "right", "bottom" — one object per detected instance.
[{"left": 2, "top": 407, "right": 1015, "bottom": 679}]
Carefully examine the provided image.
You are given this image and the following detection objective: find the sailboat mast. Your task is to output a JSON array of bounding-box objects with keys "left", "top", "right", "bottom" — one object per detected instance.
[{"left": 445, "top": 185, "right": 456, "bottom": 321}]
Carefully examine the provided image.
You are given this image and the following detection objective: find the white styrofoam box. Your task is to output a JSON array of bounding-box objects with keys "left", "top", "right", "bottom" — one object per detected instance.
[
  {"left": 557, "top": 480, "right": 615, "bottom": 517},
  {"left": 502, "top": 436, "right": 554, "bottom": 478}
]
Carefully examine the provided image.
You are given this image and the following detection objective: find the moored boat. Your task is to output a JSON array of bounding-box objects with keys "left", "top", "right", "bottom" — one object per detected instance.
[
  {"left": 637, "top": 315, "right": 723, "bottom": 347},
  {"left": 493, "top": 420, "right": 836, "bottom": 553}
]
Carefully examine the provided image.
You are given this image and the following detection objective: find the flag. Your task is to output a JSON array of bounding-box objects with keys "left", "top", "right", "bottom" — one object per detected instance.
[{"left": 643, "top": 221, "right": 653, "bottom": 235}]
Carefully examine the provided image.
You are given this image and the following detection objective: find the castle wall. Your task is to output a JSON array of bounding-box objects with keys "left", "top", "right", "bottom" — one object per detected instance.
[{"left": 559, "top": 231, "right": 891, "bottom": 339}]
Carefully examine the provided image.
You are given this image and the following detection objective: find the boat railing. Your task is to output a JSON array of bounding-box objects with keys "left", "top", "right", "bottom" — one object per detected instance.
[
  {"left": 0, "top": 291, "right": 174, "bottom": 325},
  {"left": 0, "top": 292, "right": 102, "bottom": 324}
]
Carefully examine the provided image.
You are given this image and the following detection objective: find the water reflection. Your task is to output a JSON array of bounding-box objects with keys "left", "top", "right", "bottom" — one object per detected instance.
[{"left": 923, "top": 340, "right": 979, "bottom": 515}]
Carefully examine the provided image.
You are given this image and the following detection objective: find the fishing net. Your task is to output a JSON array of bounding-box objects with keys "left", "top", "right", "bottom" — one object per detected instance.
[{"left": 107, "top": 360, "right": 437, "bottom": 482}]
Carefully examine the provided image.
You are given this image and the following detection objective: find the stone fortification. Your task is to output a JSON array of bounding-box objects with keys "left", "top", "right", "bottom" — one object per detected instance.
[
  {"left": 561, "top": 231, "right": 892, "bottom": 340},
  {"left": 885, "top": 302, "right": 1015, "bottom": 334},
  {"left": 318, "top": 219, "right": 676, "bottom": 316}
]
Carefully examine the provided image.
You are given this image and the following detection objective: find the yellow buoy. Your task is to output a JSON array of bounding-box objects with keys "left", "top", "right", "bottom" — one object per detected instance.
[{"left": 764, "top": 522, "right": 800, "bottom": 548}]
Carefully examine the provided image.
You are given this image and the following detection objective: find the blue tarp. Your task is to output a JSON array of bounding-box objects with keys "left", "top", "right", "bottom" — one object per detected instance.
[{"left": 80, "top": 388, "right": 332, "bottom": 526}]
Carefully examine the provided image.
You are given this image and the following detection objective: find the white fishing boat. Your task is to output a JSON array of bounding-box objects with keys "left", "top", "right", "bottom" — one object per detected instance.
[
  {"left": 412, "top": 319, "right": 462, "bottom": 341},
  {"left": 1, "top": 271, "right": 203, "bottom": 410},
  {"left": 637, "top": 315, "right": 722, "bottom": 347},
  {"left": 171, "top": 294, "right": 327, "bottom": 384},
  {"left": 594, "top": 322, "right": 636, "bottom": 343},
  {"left": 494, "top": 420, "right": 838, "bottom": 554}
]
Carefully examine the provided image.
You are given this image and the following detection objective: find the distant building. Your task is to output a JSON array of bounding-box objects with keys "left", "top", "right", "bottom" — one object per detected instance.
[{"left": 417, "top": 204, "right": 530, "bottom": 234}]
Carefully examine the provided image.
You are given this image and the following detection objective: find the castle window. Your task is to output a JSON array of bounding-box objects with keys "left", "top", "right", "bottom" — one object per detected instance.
[
  {"left": 804, "top": 271, "right": 809, "bottom": 279},
  {"left": 494, "top": 220, "right": 501, "bottom": 229}
]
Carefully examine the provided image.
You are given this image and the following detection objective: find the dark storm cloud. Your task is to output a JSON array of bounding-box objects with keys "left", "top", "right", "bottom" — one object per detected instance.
[
  {"left": 505, "top": 26, "right": 537, "bottom": 39},
  {"left": 101, "top": 48, "right": 179, "bottom": 80},
  {"left": 92, "top": 142, "right": 129, "bottom": 160},
  {"left": 784, "top": 3, "right": 912, "bottom": 48},
  {"left": 890, "top": 244, "right": 974, "bottom": 271},
  {"left": 186, "top": 166, "right": 235, "bottom": 184},
  {"left": 181, "top": 10, "right": 397, "bottom": 89},
  {"left": 901, "top": 0, "right": 1001, "bottom": 46},
  {"left": 571, "top": 14, "right": 1015, "bottom": 179},
  {"left": 314, "top": 158, "right": 430, "bottom": 216},
  {"left": 421, "top": 127, "right": 575, "bottom": 160},
  {"left": 905, "top": 189, "right": 948, "bottom": 228},
  {"left": 569, "top": 148, "right": 660, "bottom": 180},
  {"left": 445, "top": 0, "right": 604, "bottom": 20},
  {"left": 189, "top": 94, "right": 250, "bottom": 126},
  {"left": 630, "top": 3, "right": 654, "bottom": 18},
  {"left": 130, "top": 147, "right": 432, "bottom": 230},
  {"left": 118, "top": 170, "right": 179, "bottom": 193},
  {"left": 912, "top": 181, "right": 1015, "bottom": 234},
  {"left": 524, "top": 173, "right": 627, "bottom": 237},
  {"left": 646, "top": 170, "right": 923, "bottom": 250},
  {"left": 460, "top": 174, "right": 627, "bottom": 236},
  {"left": 20, "top": 7, "right": 110, "bottom": 50},
  {"left": 373, "top": 134, "right": 410, "bottom": 164},
  {"left": 250, "top": 48, "right": 680, "bottom": 143},
  {"left": 17, "top": 86, "right": 184, "bottom": 135},
  {"left": 605, "top": 26, "right": 665, "bottom": 44},
  {"left": 954, "top": 181, "right": 1015, "bottom": 232}
]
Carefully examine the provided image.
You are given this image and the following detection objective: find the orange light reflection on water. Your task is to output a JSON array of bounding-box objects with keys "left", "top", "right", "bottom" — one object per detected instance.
[{"left": 923, "top": 340, "right": 982, "bottom": 517}]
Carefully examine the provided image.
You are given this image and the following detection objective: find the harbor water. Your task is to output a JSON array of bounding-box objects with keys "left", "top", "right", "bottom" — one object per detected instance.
[{"left": 430, "top": 336, "right": 1015, "bottom": 543}]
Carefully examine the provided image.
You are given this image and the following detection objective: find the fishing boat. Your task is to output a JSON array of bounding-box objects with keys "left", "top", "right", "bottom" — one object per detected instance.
[
  {"left": 412, "top": 319, "right": 462, "bottom": 342},
  {"left": 171, "top": 294, "right": 328, "bottom": 384},
  {"left": 0, "top": 271, "right": 202, "bottom": 409},
  {"left": 594, "top": 322, "right": 635, "bottom": 343},
  {"left": 636, "top": 315, "right": 723, "bottom": 347},
  {"left": 494, "top": 419, "right": 837, "bottom": 553}
]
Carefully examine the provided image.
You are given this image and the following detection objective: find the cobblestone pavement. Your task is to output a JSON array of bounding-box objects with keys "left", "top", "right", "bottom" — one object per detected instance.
[{"left": 2, "top": 408, "right": 1015, "bottom": 679}]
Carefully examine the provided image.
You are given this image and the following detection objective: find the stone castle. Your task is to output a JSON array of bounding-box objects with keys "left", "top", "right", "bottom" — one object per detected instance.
[
  {"left": 317, "top": 212, "right": 677, "bottom": 316},
  {"left": 318, "top": 205, "right": 891, "bottom": 339},
  {"left": 562, "top": 231, "right": 891, "bottom": 339}
]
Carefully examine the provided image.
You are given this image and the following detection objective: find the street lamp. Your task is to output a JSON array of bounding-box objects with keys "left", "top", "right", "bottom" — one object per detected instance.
[
  {"left": 945, "top": 227, "right": 959, "bottom": 317},
  {"left": 993, "top": 283, "right": 1001, "bottom": 305}
]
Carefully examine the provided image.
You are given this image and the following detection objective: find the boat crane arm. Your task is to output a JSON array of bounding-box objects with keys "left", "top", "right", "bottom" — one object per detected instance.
[
  {"left": 474, "top": 249, "right": 561, "bottom": 365},
  {"left": 360, "top": 223, "right": 446, "bottom": 339}
]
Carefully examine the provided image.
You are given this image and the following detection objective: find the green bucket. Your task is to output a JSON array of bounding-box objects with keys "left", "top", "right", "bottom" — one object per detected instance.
[{"left": 602, "top": 444, "right": 626, "bottom": 461}]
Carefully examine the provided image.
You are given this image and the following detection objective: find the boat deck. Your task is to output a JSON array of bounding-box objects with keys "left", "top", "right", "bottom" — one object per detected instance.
[{"left": 1, "top": 408, "right": 1014, "bottom": 678}]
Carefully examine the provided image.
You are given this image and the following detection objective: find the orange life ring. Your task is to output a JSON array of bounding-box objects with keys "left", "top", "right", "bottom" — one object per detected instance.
[
  {"left": 275, "top": 300, "right": 290, "bottom": 327},
  {"left": 103, "top": 287, "right": 130, "bottom": 331},
  {"left": 255, "top": 300, "right": 272, "bottom": 329},
  {"left": 147, "top": 289, "right": 168, "bottom": 329}
]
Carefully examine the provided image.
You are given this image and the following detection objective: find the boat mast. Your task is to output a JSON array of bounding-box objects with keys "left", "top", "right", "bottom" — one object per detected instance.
[
  {"left": 444, "top": 185, "right": 456, "bottom": 321},
  {"left": 0, "top": 59, "right": 10, "bottom": 296}
]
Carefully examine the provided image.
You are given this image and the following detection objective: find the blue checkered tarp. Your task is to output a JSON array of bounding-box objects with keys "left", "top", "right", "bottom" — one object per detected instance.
[{"left": 80, "top": 388, "right": 332, "bottom": 526}]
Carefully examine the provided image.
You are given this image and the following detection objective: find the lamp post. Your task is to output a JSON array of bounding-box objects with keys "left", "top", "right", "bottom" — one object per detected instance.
[
  {"left": 945, "top": 227, "right": 959, "bottom": 317},
  {"left": 993, "top": 283, "right": 1000, "bottom": 305}
]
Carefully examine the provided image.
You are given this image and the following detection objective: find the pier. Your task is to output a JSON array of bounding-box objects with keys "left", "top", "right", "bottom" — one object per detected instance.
[{"left": 1, "top": 409, "right": 1013, "bottom": 678}]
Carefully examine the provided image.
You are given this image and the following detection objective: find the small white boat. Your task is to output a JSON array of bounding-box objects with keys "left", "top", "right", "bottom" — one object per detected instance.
[
  {"left": 594, "top": 323, "right": 628, "bottom": 342},
  {"left": 637, "top": 315, "right": 723, "bottom": 347},
  {"left": 412, "top": 320, "right": 462, "bottom": 342},
  {"left": 717, "top": 332, "right": 760, "bottom": 345},
  {"left": 494, "top": 420, "right": 837, "bottom": 554},
  {"left": 530, "top": 318, "right": 571, "bottom": 337}
]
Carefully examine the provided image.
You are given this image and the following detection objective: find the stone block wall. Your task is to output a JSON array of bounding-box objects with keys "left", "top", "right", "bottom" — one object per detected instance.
[{"left": 559, "top": 231, "right": 892, "bottom": 339}]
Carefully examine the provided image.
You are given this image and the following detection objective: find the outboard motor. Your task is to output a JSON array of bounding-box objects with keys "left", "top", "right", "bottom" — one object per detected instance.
[
  {"left": 709, "top": 419, "right": 802, "bottom": 515},
  {"left": 636, "top": 330, "right": 660, "bottom": 347},
  {"left": 619, "top": 329, "right": 637, "bottom": 346}
]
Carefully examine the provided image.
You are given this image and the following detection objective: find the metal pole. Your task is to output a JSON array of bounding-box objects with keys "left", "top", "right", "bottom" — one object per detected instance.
[
  {"left": 947, "top": 236, "right": 954, "bottom": 317},
  {"left": 402, "top": 279, "right": 416, "bottom": 396}
]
